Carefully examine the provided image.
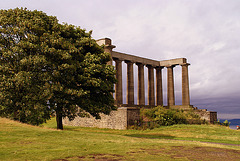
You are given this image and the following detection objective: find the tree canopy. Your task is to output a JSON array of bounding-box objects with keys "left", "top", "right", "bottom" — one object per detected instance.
[{"left": 0, "top": 8, "right": 116, "bottom": 129}]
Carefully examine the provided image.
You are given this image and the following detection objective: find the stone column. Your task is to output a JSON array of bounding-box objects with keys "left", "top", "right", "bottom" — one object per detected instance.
[
  {"left": 167, "top": 65, "right": 175, "bottom": 106},
  {"left": 181, "top": 63, "right": 190, "bottom": 106},
  {"left": 125, "top": 61, "right": 134, "bottom": 105},
  {"left": 136, "top": 63, "right": 145, "bottom": 105},
  {"left": 156, "top": 67, "right": 163, "bottom": 106},
  {"left": 114, "top": 58, "right": 123, "bottom": 105},
  {"left": 96, "top": 38, "right": 115, "bottom": 65},
  {"left": 147, "top": 65, "right": 155, "bottom": 106}
]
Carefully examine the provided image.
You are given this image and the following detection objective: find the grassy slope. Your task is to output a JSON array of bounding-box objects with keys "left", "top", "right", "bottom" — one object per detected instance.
[{"left": 0, "top": 117, "right": 240, "bottom": 161}]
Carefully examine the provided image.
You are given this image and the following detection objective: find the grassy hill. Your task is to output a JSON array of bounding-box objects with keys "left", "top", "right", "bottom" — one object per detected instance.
[{"left": 0, "top": 117, "right": 240, "bottom": 161}]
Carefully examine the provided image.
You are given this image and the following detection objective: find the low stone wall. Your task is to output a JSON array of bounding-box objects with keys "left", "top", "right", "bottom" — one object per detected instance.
[
  {"left": 63, "top": 107, "right": 140, "bottom": 130},
  {"left": 193, "top": 109, "right": 217, "bottom": 124},
  {"left": 169, "top": 105, "right": 217, "bottom": 123},
  {"left": 63, "top": 106, "right": 217, "bottom": 130}
]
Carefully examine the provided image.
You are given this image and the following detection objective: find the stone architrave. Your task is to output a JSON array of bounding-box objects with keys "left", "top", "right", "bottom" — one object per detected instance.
[
  {"left": 136, "top": 63, "right": 145, "bottom": 105},
  {"left": 167, "top": 65, "right": 175, "bottom": 106},
  {"left": 156, "top": 66, "right": 163, "bottom": 106},
  {"left": 181, "top": 63, "right": 190, "bottom": 106},
  {"left": 125, "top": 60, "right": 134, "bottom": 105},
  {"left": 147, "top": 65, "right": 155, "bottom": 106},
  {"left": 114, "top": 58, "right": 123, "bottom": 105}
]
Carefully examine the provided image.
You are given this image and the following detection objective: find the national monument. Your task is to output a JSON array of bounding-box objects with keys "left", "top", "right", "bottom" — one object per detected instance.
[{"left": 63, "top": 38, "right": 217, "bottom": 129}]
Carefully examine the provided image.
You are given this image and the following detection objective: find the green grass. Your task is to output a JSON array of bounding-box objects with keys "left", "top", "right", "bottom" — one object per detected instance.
[{"left": 1, "top": 117, "right": 240, "bottom": 161}]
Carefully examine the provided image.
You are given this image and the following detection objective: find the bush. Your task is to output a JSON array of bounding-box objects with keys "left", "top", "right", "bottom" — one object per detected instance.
[
  {"left": 131, "top": 106, "right": 206, "bottom": 130},
  {"left": 215, "top": 119, "right": 231, "bottom": 126},
  {"left": 144, "top": 106, "right": 187, "bottom": 126}
]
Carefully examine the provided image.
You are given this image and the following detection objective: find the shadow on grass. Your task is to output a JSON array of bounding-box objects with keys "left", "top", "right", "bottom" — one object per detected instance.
[
  {"left": 125, "top": 133, "right": 175, "bottom": 139},
  {"left": 126, "top": 134, "right": 240, "bottom": 146}
]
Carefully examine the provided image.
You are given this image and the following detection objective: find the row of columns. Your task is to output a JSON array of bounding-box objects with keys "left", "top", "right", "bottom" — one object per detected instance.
[
  {"left": 97, "top": 38, "right": 190, "bottom": 107},
  {"left": 114, "top": 58, "right": 190, "bottom": 107}
]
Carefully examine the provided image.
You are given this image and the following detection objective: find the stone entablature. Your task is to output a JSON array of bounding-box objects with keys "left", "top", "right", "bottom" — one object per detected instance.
[{"left": 112, "top": 51, "right": 159, "bottom": 67}]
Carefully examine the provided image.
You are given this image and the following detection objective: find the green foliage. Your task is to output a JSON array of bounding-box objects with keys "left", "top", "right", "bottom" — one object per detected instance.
[
  {"left": 142, "top": 106, "right": 188, "bottom": 125},
  {"left": 136, "top": 106, "right": 205, "bottom": 129},
  {"left": 0, "top": 8, "right": 116, "bottom": 128},
  {"left": 215, "top": 119, "right": 231, "bottom": 127},
  {"left": 223, "top": 120, "right": 231, "bottom": 126}
]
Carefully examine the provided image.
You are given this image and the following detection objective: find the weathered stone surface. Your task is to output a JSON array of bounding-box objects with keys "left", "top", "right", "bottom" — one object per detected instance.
[
  {"left": 112, "top": 51, "right": 159, "bottom": 67},
  {"left": 160, "top": 58, "right": 187, "bottom": 66},
  {"left": 147, "top": 65, "right": 155, "bottom": 106},
  {"left": 167, "top": 65, "right": 175, "bottom": 106},
  {"left": 63, "top": 107, "right": 140, "bottom": 130},
  {"left": 181, "top": 63, "right": 190, "bottom": 106},
  {"left": 137, "top": 63, "right": 145, "bottom": 105},
  {"left": 125, "top": 61, "right": 134, "bottom": 105},
  {"left": 156, "top": 67, "right": 163, "bottom": 106},
  {"left": 170, "top": 105, "right": 194, "bottom": 109},
  {"left": 194, "top": 109, "right": 217, "bottom": 124},
  {"left": 114, "top": 58, "right": 123, "bottom": 105}
]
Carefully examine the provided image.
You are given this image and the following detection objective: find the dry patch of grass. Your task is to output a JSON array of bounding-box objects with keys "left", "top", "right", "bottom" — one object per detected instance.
[
  {"left": 50, "top": 146, "right": 240, "bottom": 161},
  {"left": 127, "top": 146, "right": 240, "bottom": 161},
  {"left": 53, "top": 154, "right": 125, "bottom": 161}
]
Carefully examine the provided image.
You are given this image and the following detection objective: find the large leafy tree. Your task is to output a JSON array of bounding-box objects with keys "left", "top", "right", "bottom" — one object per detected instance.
[{"left": 0, "top": 8, "right": 116, "bottom": 129}]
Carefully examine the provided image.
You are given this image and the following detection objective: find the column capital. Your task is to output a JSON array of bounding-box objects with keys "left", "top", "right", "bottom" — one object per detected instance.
[
  {"left": 113, "top": 58, "right": 123, "bottom": 62},
  {"left": 165, "top": 65, "right": 176, "bottom": 68},
  {"left": 136, "top": 62, "right": 145, "bottom": 66},
  {"left": 146, "top": 64, "right": 153, "bottom": 68},
  {"left": 124, "top": 60, "right": 134, "bottom": 64},
  {"left": 155, "top": 66, "right": 164, "bottom": 70},
  {"left": 180, "top": 63, "right": 190, "bottom": 66}
]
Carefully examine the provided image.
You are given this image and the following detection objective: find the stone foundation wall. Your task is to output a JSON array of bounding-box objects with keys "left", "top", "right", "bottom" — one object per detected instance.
[
  {"left": 127, "top": 107, "right": 140, "bottom": 126},
  {"left": 63, "top": 106, "right": 217, "bottom": 130},
  {"left": 193, "top": 109, "right": 217, "bottom": 124},
  {"left": 63, "top": 107, "right": 140, "bottom": 130}
]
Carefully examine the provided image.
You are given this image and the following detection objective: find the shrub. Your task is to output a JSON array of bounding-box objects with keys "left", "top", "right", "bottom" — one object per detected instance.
[
  {"left": 134, "top": 106, "right": 205, "bottom": 130},
  {"left": 214, "top": 119, "right": 231, "bottom": 127},
  {"left": 223, "top": 120, "right": 231, "bottom": 126}
]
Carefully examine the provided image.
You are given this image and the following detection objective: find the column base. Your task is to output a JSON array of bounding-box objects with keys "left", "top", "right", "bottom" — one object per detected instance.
[{"left": 166, "top": 105, "right": 194, "bottom": 110}]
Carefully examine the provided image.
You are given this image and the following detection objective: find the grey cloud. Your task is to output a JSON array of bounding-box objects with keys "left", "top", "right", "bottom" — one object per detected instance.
[{"left": 1, "top": 0, "right": 239, "bottom": 119}]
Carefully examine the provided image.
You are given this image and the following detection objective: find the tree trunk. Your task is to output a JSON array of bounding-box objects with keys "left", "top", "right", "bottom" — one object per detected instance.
[{"left": 56, "top": 110, "right": 63, "bottom": 130}]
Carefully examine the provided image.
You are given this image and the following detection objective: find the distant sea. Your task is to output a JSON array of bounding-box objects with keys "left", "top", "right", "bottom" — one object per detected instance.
[
  {"left": 219, "top": 119, "right": 240, "bottom": 130},
  {"left": 229, "top": 125, "right": 239, "bottom": 130}
]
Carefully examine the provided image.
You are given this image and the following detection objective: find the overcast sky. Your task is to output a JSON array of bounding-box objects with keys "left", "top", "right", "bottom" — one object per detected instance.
[{"left": 1, "top": 0, "right": 240, "bottom": 120}]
